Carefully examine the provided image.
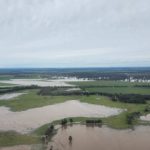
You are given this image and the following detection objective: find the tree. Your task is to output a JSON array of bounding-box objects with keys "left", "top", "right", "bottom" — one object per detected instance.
[
  {"left": 61, "top": 119, "right": 68, "bottom": 126},
  {"left": 68, "top": 136, "right": 73, "bottom": 143},
  {"left": 69, "top": 118, "right": 73, "bottom": 124}
]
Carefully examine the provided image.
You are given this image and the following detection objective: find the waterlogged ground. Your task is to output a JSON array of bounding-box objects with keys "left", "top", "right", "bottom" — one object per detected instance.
[
  {"left": 1, "top": 125, "right": 150, "bottom": 150},
  {"left": 0, "top": 100, "right": 123, "bottom": 133},
  {"left": 65, "top": 88, "right": 81, "bottom": 91},
  {"left": 0, "top": 144, "right": 43, "bottom": 150},
  {"left": 48, "top": 125, "right": 150, "bottom": 150},
  {"left": 0, "top": 145, "right": 31, "bottom": 150},
  {"left": 140, "top": 114, "right": 150, "bottom": 121},
  {"left": 0, "top": 93, "right": 26, "bottom": 100},
  {"left": 0, "top": 78, "right": 88, "bottom": 87}
]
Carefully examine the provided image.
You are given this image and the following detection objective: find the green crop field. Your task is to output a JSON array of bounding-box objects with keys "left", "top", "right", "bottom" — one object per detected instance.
[
  {"left": 85, "top": 87, "right": 150, "bottom": 95},
  {"left": 70, "top": 80, "right": 150, "bottom": 87},
  {"left": 70, "top": 80, "right": 150, "bottom": 95}
]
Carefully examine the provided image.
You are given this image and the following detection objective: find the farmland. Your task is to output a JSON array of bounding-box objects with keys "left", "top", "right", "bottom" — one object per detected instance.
[{"left": 0, "top": 68, "right": 150, "bottom": 148}]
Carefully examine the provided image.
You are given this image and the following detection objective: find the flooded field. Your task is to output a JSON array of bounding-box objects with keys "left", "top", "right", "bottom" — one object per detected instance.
[
  {"left": 140, "top": 114, "right": 150, "bottom": 121},
  {"left": 0, "top": 78, "right": 88, "bottom": 87},
  {"left": 48, "top": 125, "right": 150, "bottom": 150},
  {"left": 0, "top": 93, "right": 26, "bottom": 100},
  {"left": 0, "top": 144, "right": 43, "bottom": 150},
  {"left": 0, "top": 100, "right": 123, "bottom": 133},
  {"left": 65, "top": 88, "right": 81, "bottom": 91},
  {"left": 0, "top": 145, "right": 31, "bottom": 150}
]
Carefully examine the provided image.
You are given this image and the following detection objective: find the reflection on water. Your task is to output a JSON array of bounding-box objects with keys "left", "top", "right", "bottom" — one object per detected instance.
[{"left": 48, "top": 125, "right": 150, "bottom": 150}]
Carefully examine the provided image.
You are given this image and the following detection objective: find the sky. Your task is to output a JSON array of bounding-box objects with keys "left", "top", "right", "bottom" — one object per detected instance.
[{"left": 0, "top": 0, "right": 150, "bottom": 68}]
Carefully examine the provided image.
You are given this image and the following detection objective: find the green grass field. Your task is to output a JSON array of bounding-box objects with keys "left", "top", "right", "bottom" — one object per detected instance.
[
  {"left": 85, "top": 87, "right": 150, "bottom": 95},
  {"left": 71, "top": 80, "right": 150, "bottom": 95},
  {"left": 0, "top": 90, "right": 81, "bottom": 111},
  {"left": 0, "top": 131, "right": 39, "bottom": 147},
  {"left": 0, "top": 75, "right": 12, "bottom": 80},
  {"left": 70, "top": 80, "right": 150, "bottom": 87},
  {"left": 0, "top": 82, "right": 15, "bottom": 86}
]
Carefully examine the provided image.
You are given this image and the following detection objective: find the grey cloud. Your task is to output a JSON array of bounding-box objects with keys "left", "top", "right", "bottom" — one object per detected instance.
[{"left": 0, "top": 0, "right": 149, "bottom": 67}]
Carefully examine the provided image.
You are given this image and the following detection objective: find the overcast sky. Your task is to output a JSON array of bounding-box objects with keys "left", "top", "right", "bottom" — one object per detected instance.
[{"left": 0, "top": 0, "right": 150, "bottom": 68}]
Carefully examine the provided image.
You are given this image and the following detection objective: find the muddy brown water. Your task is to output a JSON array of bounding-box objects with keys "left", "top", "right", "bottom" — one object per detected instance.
[
  {"left": 1, "top": 126, "right": 150, "bottom": 150},
  {"left": 0, "top": 100, "right": 123, "bottom": 133},
  {"left": 48, "top": 125, "right": 150, "bottom": 150},
  {"left": 0, "top": 144, "right": 44, "bottom": 150},
  {"left": 0, "top": 145, "right": 31, "bottom": 150},
  {"left": 140, "top": 114, "right": 150, "bottom": 121}
]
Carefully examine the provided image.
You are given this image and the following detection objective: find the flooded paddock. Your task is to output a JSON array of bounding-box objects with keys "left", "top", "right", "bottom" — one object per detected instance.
[
  {"left": 0, "top": 93, "right": 26, "bottom": 100},
  {"left": 48, "top": 125, "right": 150, "bottom": 150},
  {"left": 0, "top": 78, "right": 87, "bottom": 87},
  {"left": 0, "top": 79, "right": 73, "bottom": 87},
  {"left": 140, "top": 114, "right": 150, "bottom": 121},
  {"left": 65, "top": 88, "right": 81, "bottom": 92},
  {"left": 0, "top": 100, "right": 123, "bottom": 133},
  {"left": 0, "top": 145, "right": 31, "bottom": 150},
  {"left": 0, "top": 144, "right": 43, "bottom": 150}
]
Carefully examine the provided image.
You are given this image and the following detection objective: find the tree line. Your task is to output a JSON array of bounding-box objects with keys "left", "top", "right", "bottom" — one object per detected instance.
[
  {"left": 0, "top": 85, "right": 39, "bottom": 94},
  {"left": 38, "top": 87, "right": 150, "bottom": 104}
]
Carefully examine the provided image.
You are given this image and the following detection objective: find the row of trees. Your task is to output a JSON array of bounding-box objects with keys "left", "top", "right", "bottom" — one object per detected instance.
[
  {"left": 2, "top": 68, "right": 150, "bottom": 80},
  {"left": 61, "top": 118, "right": 73, "bottom": 126},
  {"left": 86, "top": 119, "right": 102, "bottom": 124},
  {"left": 38, "top": 87, "right": 150, "bottom": 104},
  {"left": 111, "top": 94, "right": 150, "bottom": 104},
  {"left": 1, "top": 85, "right": 150, "bottom": 105},
  {"left": 0, "top": 85, "right": 39, "bottom": 94},
  {"left": 45, "top": 124, "right": 54, "bottom": 136},
  {"left": 126, "top": 112, "right": 141, "bottom": 125},
  {"left": 60, "top": 118, "right": 103, "bottom": 126},
  {"left": 135, "top": 85, "right": 150, "bottom": 88}
]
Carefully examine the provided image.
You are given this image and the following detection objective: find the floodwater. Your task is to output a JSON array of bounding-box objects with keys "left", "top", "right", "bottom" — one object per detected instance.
[
  {"left": 0, "top": 144, "right": 43, "bottom": 150},
  {"left": 0, "top": 78, "right": 87, "bottom": 87},
  {"left": 0, "top": 100, "right": 123, "bottom": 133},
  {"left": 0, "top": 93, "right": 25, "bottom": 100},
  {"left": 65, "top": 88, "right": 81, "bottom": 91},
  {"left": 140, "top": 114, "right": 150, "bottom": 121},
  {"left": 48, "top": 125, "right": 150, "bottom": 150},
  {"left": 0, "top": 145, "right": 31, "bottom": 150}
]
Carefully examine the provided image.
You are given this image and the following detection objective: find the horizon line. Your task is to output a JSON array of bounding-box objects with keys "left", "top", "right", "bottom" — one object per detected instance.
[{"left": 0, "top": 66, "right": 150, "bottom": 69}]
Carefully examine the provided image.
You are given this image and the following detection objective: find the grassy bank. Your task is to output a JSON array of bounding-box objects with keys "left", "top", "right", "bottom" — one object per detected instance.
[
  {"left": 0, "top": 131, "right": 40, "bottom": 147},
  {"left": 0, "top": 90, "right": 79, "bottom": 111}
]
